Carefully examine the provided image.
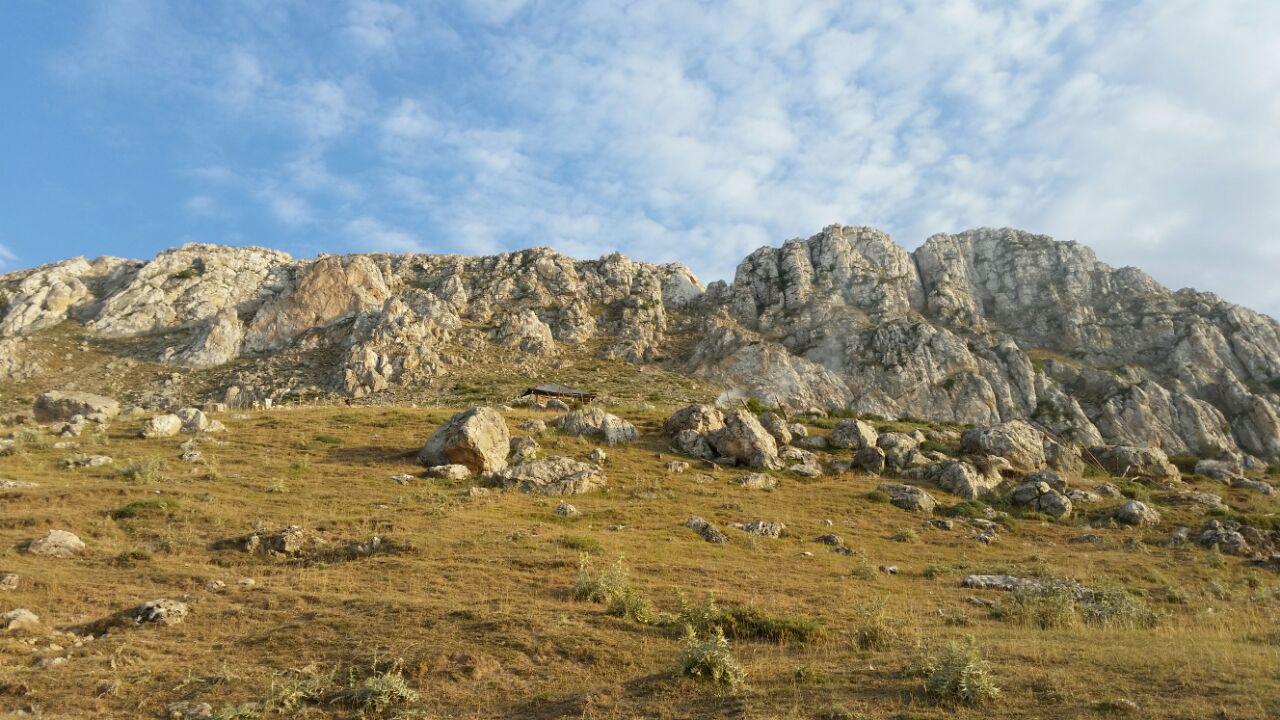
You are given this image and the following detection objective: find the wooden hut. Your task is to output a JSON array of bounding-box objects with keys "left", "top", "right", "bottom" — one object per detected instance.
[{"left": 521, "top": 383, "right": 597, "bottom": 404}]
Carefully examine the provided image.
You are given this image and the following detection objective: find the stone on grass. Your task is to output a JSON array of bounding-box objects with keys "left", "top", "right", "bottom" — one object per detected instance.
[
  {"left": 133, "top": 599, "right": 189, "bottom": 626},
  {"left": 0, "top": 574, "right": 18, "bottom": 591},
  {"left": 1089, "top": 445, "right": 1180, "bottom": 483},
  {"left": 554, "top": 406, "right": 639, "bottom": 445},
  {"left": 61, "top": 454, "right": 112, "bottom": 469},
  {"left": 877, "top": 483, "right": 937, "bottom": 514},
  {"left": 1006, "top": 480, "right": 1073, "bottom": 519},
  {"left": 959, "top": 420, "right": 1046, "bottom": 473},
  {"left": 2, "top": 608, "right": 42, "bottom": 632},
  {"left": 554, "top": 501, "right": 580, "bottom": 517},
  {"left": 685, "top": 515, "right": 729, "bottom": 544},
  {"left": 732, "top": 473, "right": 777, "bottom": 490},
  {"left": 142, "top": 414, "right": 182, "bottom": 439},
  {"left": 731, "top": 520, "right": 785, "bottom": 538},
  {"left": 26, "top": 529, "right": 86, "bottom": 557},
  {"left": 508, "top": 436, "right": 540, "bottom": 464},
  {"left": 666, "top": 460, "right": 690, "bottom": 474},
  {"left": 425, "top": 464, "right": 472, "bottom": 481},
  {"left": 495, "top": 456, "right": 606, "bottom": 495},
  {"left": 419, "top": 406, "right": 511, "bottom": 474},
  {"left": 1107, "top": 500, "right": 1162, "bottom": 527},
  {"left": 34, "top": 391, "right": 120, "bottom": 423},
  {"left": 828, "top": 418, "right": 878, "bottom": 450},
  {"left": 588, "top": 447, "right": 607, "bottom": 464}
]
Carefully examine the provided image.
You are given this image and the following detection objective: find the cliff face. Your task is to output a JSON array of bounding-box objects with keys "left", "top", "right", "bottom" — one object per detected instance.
[
  {"left": 690, "top": 225, "right": 1280, "bottom": 463},
  {"left": 3, "top": 225, "right": 1279, "bottom": 463}
]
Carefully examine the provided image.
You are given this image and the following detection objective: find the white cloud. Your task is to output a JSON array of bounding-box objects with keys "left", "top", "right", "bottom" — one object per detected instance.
[
  {"left": 183, "top": 195, "right": 219, "bottom": 217},
  {"left": 345, "top": 216, "right": 426, "bottom": 253},
  {"left": 0, "top": 242, "right": 16, "bottom": 270},
  {"left": 260, "top": 190, "right": 312, "bottom": 227}
]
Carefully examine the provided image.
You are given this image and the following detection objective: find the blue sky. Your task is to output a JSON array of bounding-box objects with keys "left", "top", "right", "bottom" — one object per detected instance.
[{"left": 2, "top": 1, "right": 1279, "bottom": 316}]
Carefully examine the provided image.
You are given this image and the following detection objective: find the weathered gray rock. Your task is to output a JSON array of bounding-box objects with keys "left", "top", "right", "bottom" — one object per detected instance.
[
  {"left": 60, "top": 454, "right": 112, "bottom": 469},
  {"left": 1107, "top": 500, "right": 1162, "bottom": 527},
  {"left": 1006, "top": 480, "right": 1073, "bottom": 519},
  {"left": 732, "top": 473, "right": 778, "bottom": 490},
  {"left": 554, "top": 406, "right": 639, "bottom": 445},
  {"left": 419, "top": 407, "right": 511, "bottom": 473},
  {"left": 553, "top": 501, "right": 580, "bottom": 517},
  {"left": 1232, "top": 478, "right": 1276, "bottom": 496},
  {"left": 1090, "top": 445, "right": 1181, "bottom": 483},
  {"left": 670, "top": 429, "right": 715, "bottom": 460},
  {"left": 508, "top": 436, "right": 540, "bottom": 464},
  {"left": 26, "top": 529, "right": 86, "bottom": 557},
  {"left": 425, "top": 464, "right": 472, "bottom": 481},
  {"left": 960, "top": 420, "right": 1046, "bottom": 473},
  {"left": 907, "top": 460, "right": 1000, "bottom": 500},
  {"left": 142, "top": 414, "right": 182, "bottom": 439},
  {"left": 1197, "top": 519, "right": 1251, "bottom": 555},
  {"left": 495, "top": 456, "right": 605, "bottom": 495},
  {"left": 758, "top": 412, "right": 792, "bottom": 446},
  {"left": 708, "top": 409, "right": 780, "bottom": 469},
  {"left": 685, "top": 515, "right": 729, "bottom": 544},
  {"left": 33, "top": 391, "right": 119, "bottom": 423},
  {"left": 2, "top": 608, "right": 42, "bottom": 632},
  {"left": 132, "top": 598, "right": 189, "bottom": 626},
  {"left": 829, "top": 418, "right": 878, "bottom": 450},
  {"left": 877, "top": 483, "right": 937, "bottom": 513},
  {"left": 663, "top": 404, "right": 725, "bottom": 437},
  {"left": 853, "top": 445, "right": 887, "bottom": 474},
  {"left": 731, "top": 520, "right": 785, "bottom": 538}
]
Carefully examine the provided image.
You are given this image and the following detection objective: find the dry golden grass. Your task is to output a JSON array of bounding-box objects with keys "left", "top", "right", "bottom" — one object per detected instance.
[{"left": 0, "top": 401, "right": 1279, "bottom": 719}]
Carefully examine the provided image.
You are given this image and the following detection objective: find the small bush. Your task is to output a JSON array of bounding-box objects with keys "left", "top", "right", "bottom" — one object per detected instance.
[
  {"left": 557, "top": 535, "right": 603, "bottom": 553},
  {"left": 313, "top": 434, "right": 344, "bottom": 445},
  {"left": 675, "top": 626, "right": 746, "bottom": 689},
  {"left": 940, "top": 500, "right": 990, "bottom": 518},
  {"left": 607, "top": 585, "right": 656, "bottom": 624},
  {"left": 674, "top": 592, "right": 825, "bottom": 644},
  {"left": 890, "top": 528, "right": 919, "bottom": 543},
  {"left": 109, "top": 498, "right": 176, "bottom": 520},
  {"left": 998, "top": 581, "right": 1160, "bottom": 630},
  {"left": 923, "top": 637, "right": 1001, "bottom": 706},
  {"left": 852, "top": 599, "right": 900, "bottom": 651},
  {"left": 1079, "top": 586, "right": 1162, "bottom": 629},
  {"left": 864, "top": 490, "right": 890, "bottom": 504},
  {"left": 117, "top": 456, "right": 167, "bottom": 483}
]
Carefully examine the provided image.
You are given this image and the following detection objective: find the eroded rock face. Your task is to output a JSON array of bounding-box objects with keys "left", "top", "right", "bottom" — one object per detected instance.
[
  {"left": 959, "top": 421, "right": 1046, "bottom": 473},
  {"left": 420, "top": 407, "right": 511, "bottom": 474},
  {"left": 1090, "top": 445, "right": 1181, "bottom": 483},
  {"left": 709, "top": 409, "right": 780, "bottom": 469}
]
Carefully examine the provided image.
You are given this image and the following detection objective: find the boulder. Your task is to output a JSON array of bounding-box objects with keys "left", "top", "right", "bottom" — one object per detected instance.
[
  {"left": 788, "top": 423, "right": 808, "bottom": 438},
  {"left": 731, "top": 520, "right": 785, "bottom": 538},
  {"left": 685, "top": 515, "right": 729, "bottom": 544},
  {"left": 663, "top": 404, "right": 725, "bottom": 437},
  {"left": 665, "top": 460, "right": 690, "bottom": 474},
  {"left": 508, "top": 436, "right": 540, "bottom": 464},
  {"left": 1090, "top": 445, "right": 1180, "bottom": 483},
  {"left": 425, "top": 464, "right": 472, "bottom": 481},
  {"left": 495, "top": 456, "right": 606, "bottom": 495},
  {"left": 1232, "top": 478, "right": 1276, "bottom": 496},
  {"left": 709, "top": 409, "right": 780, "bottom": 469},
  {"left": 517, "top": 418, "right": 547, "bottom": 434},
  {"left": 1006, "top": 480, "right": 1073, "bottom": 519},
  {"left": 758, "top": 412, "right": 792, "bottom": 446},
  {"left": 132, "top": 598, "right": 189, "bottom": 626},
  {"left": 853, "top": 446, "right": 887, "bottom": 474},
  {"left": 1107, "top": 500, "right": 1162, "bottom": 527},
  {"left": 1197, "top": 519, "right": 1251, "bottom": 555},
  {"left": 554, "top": 406, "right": 639, "bottom": 445},
  {"left": 960, "top": 420, "right": 1046, "bottom": 473},
  {"left": 1044, "top": 439, "right": 1084, "bottom": 477},
  {"left": 2, "top": 608, "right": 42, "bottom": 633},
  {"left": 553, "top": 501, "right": 580, "bottom": 517},
  {"left": 60, "top": 453, "right": 113, "bottom": 468},
  {"left": 419, "top": 407, "right": 511, "bottom": 473},
  {"left": 26, "top": 529, "right": 86, "bottom": 557},
  {"left": 877, "top": 483, "right": 937, "bottom": 513},
  {"left": 33, "top": 391, "right": 120, "bottom": 423},
  {"left": 141, "top": 414, "right": 182, "bottom": 439},
  {"left": 732, "top": 473, "right": 777, "bottom": 490},
  {"left": 907, "top": 460, "right": 1000, "bottom": 500},
  {"left": 828, "top": 418, "right": 878, "bottom": 450},
  {"left": 588, "top": 447, "right": 607, "bottom": 464},
  {"left": 670, "top": 429, "right": 715, "bottom": 460}
]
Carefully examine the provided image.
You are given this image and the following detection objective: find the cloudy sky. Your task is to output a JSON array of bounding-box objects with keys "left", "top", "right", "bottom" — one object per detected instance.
[{"left": 2, "top": 1, "right": 1278, "bottom": 315}]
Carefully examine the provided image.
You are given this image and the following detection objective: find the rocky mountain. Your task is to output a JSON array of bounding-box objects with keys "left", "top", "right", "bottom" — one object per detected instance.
[{"left": 3, "top": 225, "right": 1279, "bottom": 465}]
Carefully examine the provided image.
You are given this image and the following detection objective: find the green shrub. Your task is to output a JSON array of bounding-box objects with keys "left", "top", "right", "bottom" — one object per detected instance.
[
  {"left": 675, "top": 626, "right": 746, "bottom": 689},
  {"left": 998, "top": 581, "right": 1160, "bottom": 630},
  {"left": 940, "top": 500, "right": 990, "bottom": 518},
  {"left": 109, "top": 498, "right": 176, "bottom": 520},
  {"left": 116, "top": 456, "right": 167, "bottom": 483},
  {"left": 890, "top": 528, "right": 919, "bottom": 543},
  {"left": 922, "top": 637, "right": 1001, "bottom": 706},
  {"left": 674, "top": 592, "right": 824, "bottom": 644},
  {"left": 557, "top": 534, "right": 604, "bottom": 553},
  {"left": 852, "top": 598, "right": 900, "bottom": 651},
  {"left": 313, "top": 434, "right": 344, "bottom": 445},
  {"left": 864, "top": 490, "right": 890, "bottom": 504}
]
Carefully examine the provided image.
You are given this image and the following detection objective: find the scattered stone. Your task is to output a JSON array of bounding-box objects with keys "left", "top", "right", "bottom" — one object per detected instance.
[
  {"left": 905, "top": 460, "right": 999, "bottom": 500},
  {"left": 1198, "top": 519, "right": 1251, "bottom": 555},
  {"left": 731, "top": 520, "right": 785, "bottom": 538},
  {"left": 554, "top": 407, "right": 639, "bottom": 445},
  {"left": 758, "top": 412, "right": 792, "bottom": 446},
  {"left": 2, "top": 608, "right": 42, "bottom": 632},
  {"left": 588, "top": 447, "right": 607, "bottom": 464},
  {"left": 132, "top": 599, "right": 189, "bottom": 626},
  {"left": 545, "top": 398, "right": 569, "bottom": 411},
  {"left": 1232, "top": 478, "right": 1276, "bottom": 496},
  {"left": 1068, "top": 533, "right": 1104, "bottom": 544},
  {"left": 205, "top": 579, "right": 227, "bottom": 593},
  {"left": 788, "top": 423, "right": 808, "bottom": 438},
  {"left": 517, "top": 418, "right": 546, "bottom": 434},
  {"left": 828, "top": 418, "right": 878, "bottom": 450},
  {"left": 494, "top": 456, "right": 606, "bottom": 495},
  {"left": 1195, "top": 458, "right": 1242, "bottom": 482},
  {"left": 732, "top": 473, "right": 777, "bottom": 490},
  {"left": 814, "top": 533, "right": 844, "bottom": 546},
  {"left": 1106, "top": 500, "right": 1162, "bottom": 527},
  {"left": 853, "top": 446, "right": 887, "bottom": 474},
  {"left": 60, "top": 454, "right": 112, "bottom": 469},
  {"left": 425, "top": 464, "right": 472, "bottom": 481},
  {"left": 0, "top": 574, "right": 18, "bottom": 591},
  {"left": 467, "top": 486, "right": 491, "bottom": 498},
  {"left": 665, "top": 460, "right": 689, "bottom": 474},
  {"left": 26, "top": 529, "right": 86, "bottom": 558},
  {"left": 238, "top": 577, "right": 256, "bottom": 588},
  {"left": 390, "top": 473, "right": 415, "bottom": 484},
  {"left": 553, "top": 501, "right": 580, "bottom": 517},
  {"left": 419, "top": 406, "right": 511, "bottom": 474},
  {"left": 670, "top": 429, "right": 715, "bottom": 460},
  {"left": 685, "top": 515, "right": 729, "bottom": 544},
  {"left": 167, "top": 701, "right": 215, "bottom": 720},
  {"left": 1006, "top": 480, "right": 1073, "bottom": 519},
  {"left": 1179, "top": 491, "right": 1227, "bottom": 510},
  {"left": 1089, "top": 445, "right": 1180, "bottom": 483},
  {"left": 959, "top": 420, "right": 1046, "bottom": 472},
  {"left": 877, "top": 483, "right": 937, "bottom": 513},
  {"left": 879, "top": 565, "right": 899, "bottom": 575},
  {"left": 508, "top": 436, "right": 540, "bottom": 464},
  {"left": 242, "top": 525, "right": 316, "bottom": 557},
  {"left": 141, "top": 414, "right": 182, "bottom": 438},
  {"left": 1094, "top": 482, "right": 1124, "bottom": 498}
]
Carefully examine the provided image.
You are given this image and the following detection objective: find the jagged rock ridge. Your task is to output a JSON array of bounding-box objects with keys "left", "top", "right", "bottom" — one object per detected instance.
[{"left": 2, "top": 225, "right": 1279, "bottom": 465}]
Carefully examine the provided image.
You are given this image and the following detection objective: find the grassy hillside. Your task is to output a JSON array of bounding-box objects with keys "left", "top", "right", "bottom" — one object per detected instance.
[{"left": 2, "top": 402, "right": 1279, "bottom": 719}]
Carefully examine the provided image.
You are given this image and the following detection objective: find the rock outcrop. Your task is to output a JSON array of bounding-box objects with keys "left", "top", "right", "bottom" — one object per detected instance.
[
  {"left": 419, "top": 407, "right": 511, "bottom": 474},
  {"left": 4, "top": 225, "right": 1280, "bottom": 465}
]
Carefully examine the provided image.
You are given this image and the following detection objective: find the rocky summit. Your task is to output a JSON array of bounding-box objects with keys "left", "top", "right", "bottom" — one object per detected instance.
[{"left": 4, "top": 225, "right": 1277, "bottom": 465}]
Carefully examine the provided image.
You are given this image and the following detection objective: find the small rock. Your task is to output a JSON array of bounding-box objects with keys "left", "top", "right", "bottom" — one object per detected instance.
[
  {"left": 508, "top": 435, "right": 540, "bottom": 463},
  {"left": 390, "top": 474, "right": 415, "bottom": 484},
  {"left": 879, "top": 565, "right": 899, "bottom": 575},
  {"left": 141, "top": 414, "right": 182, "bottom": 439},
  {"left": 133, "top": 599, "right": 188, "bottom": 626},
  {"left": 1107, "top": 500, "right": 1162, "bottom": 527},
  {"left": 731, "top": 520, "right": 785, "bottom": 538},
  {"left": 732, "top": 473, "right": 777, "bottom": 490},
  {"left": 467, "top": 486, "right": 491, "bottom": 497},
  {"left": 877, "top": 483, "right": 937, "bottom": 514},
  {"left": 0, "top": 574, "right": 18, "bottom": 591},
  {"left": 814, "top": 533, "right": 844, "bottom": 546},
  {"left": 2, "top": 608, "right": 41, "bottom": 632},
  {"left": 553, "top": 501, "right": 580, "bottom": 517},
  {"left": 685, "top": 515, "right": 729, "bottom": 544},
  {"left": 26, "top": 529, "right": 86, "bottom": 558},
  {"left": 237, "top": 577, "right": 256, "bottom": 588},
  {"left": 205, "top": 579, "right": 226, "bottom": 593},
  {"left": 665, "top": 460, "right": 690, "bottom": 474},
  {"left": 1232, "top": 478, "right": 1276, "bottom": 496},
  {"left": 167, "top": 700, "right": 214, "bottom": 720},
  {"left": 425, "top": 464, "right": 472, "bottom": 481},
  {"left": 60, "top": 454, "right": 113, "bottom": 469},
  {"left": 588, "top": 447, "right": 607, "bottom": 464}
]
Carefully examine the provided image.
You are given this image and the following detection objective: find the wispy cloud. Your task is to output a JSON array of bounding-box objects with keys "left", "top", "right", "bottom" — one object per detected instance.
[
  {"left": 40, "top": 0, "right": 1280, "bottom": 317},
  {"left": 0, "top": 242, "right": 16, "bottom": 270}
]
